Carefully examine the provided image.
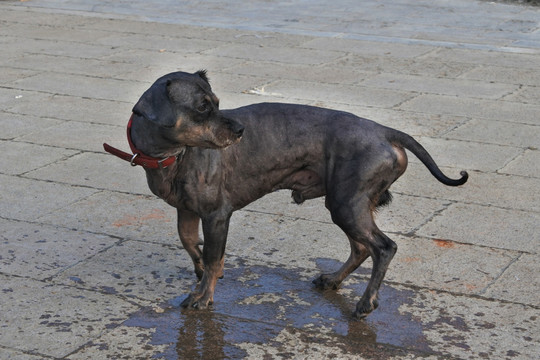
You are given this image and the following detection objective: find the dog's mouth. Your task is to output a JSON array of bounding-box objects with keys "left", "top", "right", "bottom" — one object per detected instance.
[{"left": 224, "top": 135, "right": 243, "bottom": 147}]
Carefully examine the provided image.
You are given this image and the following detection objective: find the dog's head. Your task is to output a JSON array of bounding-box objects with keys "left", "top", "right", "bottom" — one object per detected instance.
[{"left": 130, "top": 70, "right": 244, "bottom": 157}]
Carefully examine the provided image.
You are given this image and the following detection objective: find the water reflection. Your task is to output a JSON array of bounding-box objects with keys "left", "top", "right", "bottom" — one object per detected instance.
[
  {"left": 176, "top": 311, "right": 246, "bottom": 359},
  {"left": 123, "top": 260, "right": 430, "bottom": 359}
]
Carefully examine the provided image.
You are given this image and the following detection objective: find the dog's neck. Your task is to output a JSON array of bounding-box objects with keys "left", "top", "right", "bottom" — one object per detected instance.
[{"left": 128, "top": 114, "right": 185, "bottom": 168}]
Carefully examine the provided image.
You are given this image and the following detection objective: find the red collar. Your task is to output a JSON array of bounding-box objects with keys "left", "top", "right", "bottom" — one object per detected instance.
[{"left": 103, "top": 114, "right": 177, "bottom": 169}]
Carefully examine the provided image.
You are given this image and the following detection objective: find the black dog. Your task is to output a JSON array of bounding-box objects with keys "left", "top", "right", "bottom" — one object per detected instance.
[{"left": 104, "top": 70, "right": 468, "bottom": 319}]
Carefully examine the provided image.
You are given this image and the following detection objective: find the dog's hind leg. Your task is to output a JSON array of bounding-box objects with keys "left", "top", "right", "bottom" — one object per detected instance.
[
  {"left": 313, "top": 235, "right": 370, "bottom": 290},
  {"left": 353, "top": 228, "right": 397, "bottom": 319},
  {"left": 312, "top": 189, "right": 394, "bottom": 291},
  {"left": 324, "top": 192, "right": 397, "bottom": 319}
]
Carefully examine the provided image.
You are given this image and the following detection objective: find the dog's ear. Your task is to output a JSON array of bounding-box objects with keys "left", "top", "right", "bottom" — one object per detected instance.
[
  {"left": 165, "top": 79, "right": 191, "bottom": 105},
  {"left": 196, "top": 69, "right": 209, "bottom": 84},
  {"left": 132, "top": 80, "right": 177, "bottom": 127}
]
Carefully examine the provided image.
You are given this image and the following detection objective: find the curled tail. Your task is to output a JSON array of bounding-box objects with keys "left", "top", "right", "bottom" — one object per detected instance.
[{"left": 387, "top": 129, "right": 468, "bottom": 186}]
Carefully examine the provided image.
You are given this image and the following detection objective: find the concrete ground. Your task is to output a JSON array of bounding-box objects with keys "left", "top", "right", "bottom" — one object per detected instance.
[{"left": 1, "top": 0, "right": 539, "bottom": 359}]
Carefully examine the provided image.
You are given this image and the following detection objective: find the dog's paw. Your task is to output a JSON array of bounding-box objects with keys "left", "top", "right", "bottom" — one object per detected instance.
[
  {"left": 353, "top": 298, "right": 379, "bottom": 320},
  {"left": 180, "top": 291, "right": 214, "bottom": 309},
  {"left": 312, "top": 274, "right": 341, "bottom": 290}
]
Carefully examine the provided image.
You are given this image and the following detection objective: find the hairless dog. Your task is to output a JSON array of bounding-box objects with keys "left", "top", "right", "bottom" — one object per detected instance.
[{"left": 104, "top": 70, "right": 468, "bottom": 319}]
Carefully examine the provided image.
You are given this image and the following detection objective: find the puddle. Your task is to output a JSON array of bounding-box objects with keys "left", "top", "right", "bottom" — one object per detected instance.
[{"left": 123, "top": 258, "right": 433, "bottom": 358}]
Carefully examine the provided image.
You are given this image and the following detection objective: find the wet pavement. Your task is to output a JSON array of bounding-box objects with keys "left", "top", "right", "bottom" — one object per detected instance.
[{"left": 1, "top": 0, "right": 539, "bottom": 359}]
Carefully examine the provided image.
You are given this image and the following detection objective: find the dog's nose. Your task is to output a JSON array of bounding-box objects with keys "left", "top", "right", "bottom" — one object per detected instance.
[
  {"left": 235, "top": 126, "right": 244, "bottom": 138},
  {"left": 228, "top": 120, "right": 244, "bottom": 138},
  {"left": 225, "top": 117, "right": 244, "bottom": 138}
]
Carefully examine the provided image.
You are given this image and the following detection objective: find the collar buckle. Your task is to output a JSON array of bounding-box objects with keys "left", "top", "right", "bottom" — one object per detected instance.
[{"left": 130, "top": 153, "right": 139, "bottom": 167}]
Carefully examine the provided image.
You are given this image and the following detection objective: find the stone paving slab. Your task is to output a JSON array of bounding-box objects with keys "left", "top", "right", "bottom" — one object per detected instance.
[
  {"left": 17, "top": 121, "right": 125, "bottom": 153},
  {"left": 225, "top": 60, "right": 374, "bottom": 86},
  {"left": 0, "top": 275, "right": 139, "bottom": 358},
  {"left": 1, "top": 0, "right": 539, "bottom": 359},
  {"left": 0, "top": 348, "right": 43, "bottom": 360},
  {"left": 0, "top": 21, "right": 111, "bottom": 44},
  {"left": 10, "top": 53, "right": 143, "bottom": 79},
  {"left": 264, "top": 79, "right": 416, "bottom": 108},
  {"left": 97, "top": 33, "right": 224, "bottom": 54},
  {"left": 37, "top": 191, "right": 177, "bottom": 242},
  {"left": 482, "top": 253, "right": 540, "bottom": 306},
  {"left": 0, "top": 88, "right": 47, "bottom": 111},
  {"left": 429, "top": 47, "right": 540, "bottom": 68},
  {"left": 54, "top": 240, "right": 195, "bottom": 304},
  {"left": 0, "top": 141, "right": 77, "bottom": 176},
  {"left": 500, "top": 148, "right": 540, "bottom": 177},
  {"left": 24, "top": 152, "right": 150, "bottom": 194},
  {"left": 7, "top": 94, "right": 132, "bottom": 126},
  {"left": 360, "top": 73, "right": 518, "bottom": 100},
  {"left": 303, "top": 38, "right": 435, "bottom": 58},
  {"left": 504, "top": 84, "right": 540, "bottom": 104},
  {"left": 413, "top": 136, "right": 521, "bottom": 172},
  {"left": 331, "top": 52, "right": 478, "bottom": 78},
  {"left": 460, "top": 64, "right": 540, "bottom": 86},
  {"left": 446, "top": 117, "right": 540, "bottom": 148},
  {"left": 0, "top": 174, "right": 99, "bottom": 222},
  {"left": 417, "top": 202, "right": 539, "bottom": 253},
  {"left": 66, "top": 325, "right": 169, "bottom": 360},
  {"left": 204, "top": 43, "right": 344, "bottom": 65},
  {"left": 392, "top": 163, "right": 540, "bottom": 212},
  {"left": 384, "top": 236, "right": 520, "bottom": 296},
  {"left": 2, "top": 113, "right": 63, "bottom": 140},
  {"left": 0, "top": 67, "right": 38, "bottom": 85},
  {"left": 0, "top": 218, "right": 118, "bottom": 280},
  {"left": 11, "top": 73, "right": 145, "bottom": 103},
  {"left": 400, "top": 290, "right": 539, "bottom": 359},
  {"left": 315, "top": 105, "right": 470, "bottom": 138},
  {"left": 399, "top": 93, "right": 540, "bottom": 125}
]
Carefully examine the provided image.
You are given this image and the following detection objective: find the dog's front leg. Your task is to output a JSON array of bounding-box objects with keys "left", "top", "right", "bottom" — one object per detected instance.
[{"left": 180, "top": 210, "right": 231, "bottom": 309}]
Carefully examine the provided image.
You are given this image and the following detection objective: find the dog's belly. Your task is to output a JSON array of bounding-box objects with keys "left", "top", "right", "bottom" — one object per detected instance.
[{"left": 276, "top": 168, "right": 325, "bottom": 204}]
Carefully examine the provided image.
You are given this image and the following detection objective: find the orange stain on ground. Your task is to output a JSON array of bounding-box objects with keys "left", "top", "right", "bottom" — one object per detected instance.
[
  {"left": 113, "top": 208, "right": 170, "bottom": 227},
  {"left": 432, "top": 239, "right": 456, "bottom": 248}
]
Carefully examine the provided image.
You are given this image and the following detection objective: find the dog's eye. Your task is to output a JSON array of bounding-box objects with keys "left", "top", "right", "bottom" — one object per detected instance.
[{"left": 197, "top": 102, "right": 209, "bottom": 113}]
